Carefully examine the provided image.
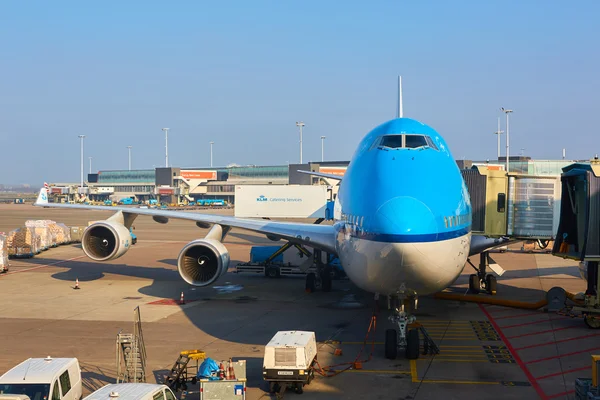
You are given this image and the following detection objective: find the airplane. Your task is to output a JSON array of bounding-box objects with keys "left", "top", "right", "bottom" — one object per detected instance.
[
  {"left": 33, "top": 115, "right": 512, "bottom": 359},
  {"left": 33, "top": 80, "right": 510, "bottom": 359}
]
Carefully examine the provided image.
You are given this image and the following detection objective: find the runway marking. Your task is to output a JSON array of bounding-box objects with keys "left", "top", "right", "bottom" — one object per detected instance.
[
  {"left": 410, "top": 359, "right": 501, "bottom": 385},
  {"left": 3, "top": 255, "right": 87, "bottom": 275},
  {"left": 501, "top": 318, "right": 555, "bottom": 329},
  {"left": 479, "top": 304, "right": 546, "bottom": 399},
  {"left": 494, "top": 311, "right": 545, "bottom": 320},
  {"left": 345, "top": 369, "right": 411, "bottom": 375},
  {"left": 507, "top": 325, "right": 580, "bottom": 339},
  {"left": 410, "top": 359, "right": 417, "bottom": 381},
  {"left": 547, "top": 390, "right": 575, "bottom": 399},
  {"left": 514, "top": 332, "right": 600, "bottom": 351},
  {"left": 525, "top": 347, "right": 600, "bottom": 365},
  {"left": 536, "top": 366, "right": 591, "bottom": 380}
]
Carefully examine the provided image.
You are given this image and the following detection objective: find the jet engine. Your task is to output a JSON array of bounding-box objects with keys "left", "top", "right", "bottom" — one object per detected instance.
[
  {"left": 82, "top": 221, "right": 133, "bottom": 261},
  {"left": 177, "top": 239, "right": 230, "bottom": 286}
]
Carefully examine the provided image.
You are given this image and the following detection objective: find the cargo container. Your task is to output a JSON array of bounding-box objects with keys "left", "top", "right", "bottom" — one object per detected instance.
[{"left": 234, "top": 185, "right": 329, "bottom": 218}]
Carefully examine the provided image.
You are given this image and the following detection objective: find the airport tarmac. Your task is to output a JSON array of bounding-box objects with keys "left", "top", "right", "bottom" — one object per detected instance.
[{"left": 0, "top": 204, "right": 595, "bottom": 399}]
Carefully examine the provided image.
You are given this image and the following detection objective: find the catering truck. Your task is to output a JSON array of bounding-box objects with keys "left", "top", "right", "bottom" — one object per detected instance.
[{"left": 234, "top": 185, "right": 330, "bottom": 219}]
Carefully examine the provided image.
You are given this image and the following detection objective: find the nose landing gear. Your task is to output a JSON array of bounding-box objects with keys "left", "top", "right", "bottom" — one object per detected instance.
[
  {"left": 468, "top": 252, "right": 498, "bottom": 295},
  {"left": 382, "top": 294, "right": 439, "bottom": 360}
]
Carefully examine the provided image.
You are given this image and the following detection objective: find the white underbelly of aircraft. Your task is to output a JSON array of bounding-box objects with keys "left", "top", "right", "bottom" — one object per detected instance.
[{"left": 338, "top": 233, "right": 471, "bottom": 296}]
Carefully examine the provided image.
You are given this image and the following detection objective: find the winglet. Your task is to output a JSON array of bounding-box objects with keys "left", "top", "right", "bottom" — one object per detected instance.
[{"left": 35, "top": 184, "right": 49, "bottom": 206}]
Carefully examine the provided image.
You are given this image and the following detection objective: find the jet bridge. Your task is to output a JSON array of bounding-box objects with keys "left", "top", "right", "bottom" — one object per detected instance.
[
  {"left": 551, "top": 160, "right": 600, "bottom": 328},
  {"left": 461, "top": 166, "right": 561, "bottom": 241},
  {"left": 461, "top": 165, "right": 562, "bottom": 295}
]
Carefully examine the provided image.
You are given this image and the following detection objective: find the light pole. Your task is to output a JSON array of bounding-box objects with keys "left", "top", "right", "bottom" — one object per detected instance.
[
  {"left": 161, "top": 128, "right": 169, "bottom": 167},
  {"left": 209, "top": 141, "right": 214, "bottom": 167},
  {"left": 501, "top": 108, "right": 513, "bottom": 172},
  {"left": 78, "top": 135, "right": 85, "bottom": 190},
  {"left": 320, "top": 136, "right": 326, "bottom": 162},
  {"left": 88, "top": 157, "right": 92, "bottom": 175},
  {"left": 296, "top": 121, "right": 305, "bottom": 164},
  {"left": 127, "top": 146, "right": 132, "bottom": 170},
  {"left": 493, "top": 117, "right": 504, "bottom": 159}
]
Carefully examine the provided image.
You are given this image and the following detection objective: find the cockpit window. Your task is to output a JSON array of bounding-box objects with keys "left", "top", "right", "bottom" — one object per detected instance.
[
  {"left": 379, "top": 135, "right": 403, "bottom": 149},
  {"left": 425, "top": 136, "right": 439, "bottom": 151},
  {"left": 405, "top": 135, "right": 428, "bottom": 149},
  {"left": 373, "top": 134, "right": 439, "bottom": 151}
]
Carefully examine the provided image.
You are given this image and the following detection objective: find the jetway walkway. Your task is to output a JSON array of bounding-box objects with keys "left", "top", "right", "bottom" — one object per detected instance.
[{"left": 462, "top": 166, "right": 561, "bottom": 242}]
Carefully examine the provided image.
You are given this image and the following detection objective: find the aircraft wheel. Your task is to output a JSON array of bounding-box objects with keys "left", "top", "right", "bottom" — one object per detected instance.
[
  {"left": 305, "top": 273, "right": 316, "bottom": 293},
  {"left": 486, "top": 274, "right": 497, "bottom": 295},
  {"left": 469, "top": 274, "right": 480, "bottom": 294},
  {"left": 385, "top": 329, "right": 398, "bottom": 360},
  {"left": 406, "top": 329, "right": 420, "bottom": 360},
  {"left": 584, "top": 314, "right": 600, "bottom": 329}
]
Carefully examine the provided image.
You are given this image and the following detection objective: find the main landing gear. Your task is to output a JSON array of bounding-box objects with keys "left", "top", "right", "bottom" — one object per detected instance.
[
  {"left": 305, "top": 249, "right": 333, "bottom": 293},
  {"left": 382, "top": 295, "right": 439, "bottom": 360},
  {"left": 468, "top": 252, "right": 497, "bottom": 295}
]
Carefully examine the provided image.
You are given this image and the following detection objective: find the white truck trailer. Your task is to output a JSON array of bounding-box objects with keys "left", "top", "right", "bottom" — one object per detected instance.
[{"left": 234, "top": 185, "right": 330, "bottom": 219}]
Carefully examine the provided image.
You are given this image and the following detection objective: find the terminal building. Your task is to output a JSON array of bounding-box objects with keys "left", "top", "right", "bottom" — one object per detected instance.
[
  {"left": 47, "top": 161, "right": 351, "bottom": 205},
  {"left": 47, "top": 157, "right": 587, "bottom": 206}
]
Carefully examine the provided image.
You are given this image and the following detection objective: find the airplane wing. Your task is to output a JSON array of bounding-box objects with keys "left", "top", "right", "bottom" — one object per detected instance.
[
  {"left": 34, "top": 189, "right": 338, "bottom": 254},
  {"left": 297, "top": 170, "right": 343, "bottom": 181}
]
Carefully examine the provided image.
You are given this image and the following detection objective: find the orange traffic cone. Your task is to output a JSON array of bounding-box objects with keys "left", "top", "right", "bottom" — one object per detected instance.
[
  {"left": 74, "top": 278, "right": 80, "bottom": 290},
  {"left": 180, "top": 292, "right": 185, "bottom": 304},
  {"left": 225, "top": 361, "right": 231, "bottom": 380},
  {"left": 218, "top": 362, "right": 225, "bottom": 379},
  {"left": 228, "top": 358, "right": 236, "bottom": 380}
]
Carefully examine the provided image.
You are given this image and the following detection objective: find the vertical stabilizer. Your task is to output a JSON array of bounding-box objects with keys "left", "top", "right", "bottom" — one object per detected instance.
[
  {"left": 397, "top": 76, "right": 404, "bottom": 118},
  {"left": 36, "top": 185, "right": 49, "bottom": 205}
]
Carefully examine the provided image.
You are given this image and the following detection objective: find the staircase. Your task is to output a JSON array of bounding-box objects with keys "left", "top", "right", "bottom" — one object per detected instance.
[
  {"left": 116, "top": 307, "right": 147, "bottom": 383},
  {"left": 166, "top": 350, "right": 206, "bottom": 392}
]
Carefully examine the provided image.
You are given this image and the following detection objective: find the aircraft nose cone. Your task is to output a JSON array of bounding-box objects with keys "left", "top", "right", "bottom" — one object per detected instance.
[{"left": 374, "top": 196, "right": 437, "bottom": 237}]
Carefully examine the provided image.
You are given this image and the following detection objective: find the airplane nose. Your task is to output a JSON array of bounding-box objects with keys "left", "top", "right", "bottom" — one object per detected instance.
[{"left": 374, "top": 196, "right": 437, "bottom": 237}]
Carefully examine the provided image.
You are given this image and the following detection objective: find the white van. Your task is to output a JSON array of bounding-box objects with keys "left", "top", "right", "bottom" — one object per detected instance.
[
  {"left": 83, "top": 384, "right": 176, "bottom": 400},
  {"left": 0, "top": 357, "right": 82, "bottom": 400}
]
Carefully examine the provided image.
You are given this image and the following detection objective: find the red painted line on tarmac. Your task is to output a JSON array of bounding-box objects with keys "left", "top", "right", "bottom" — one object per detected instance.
[
  {"left": 3, "top": 255, "right": 86, "bottom": 275},
  {"left": 501, "top": 318, "right": 553, "bottom": 329},
  {"left": 547, "top": 390, "right": 575, "bottom": 399},
  {"left": 507, "top": 325, "right": 579, "bottom": 340},
  {"left": 525, "top": 347, "right": 600, "bottom": 365},
  {"left": 536, "top": 366, "right": 591, "bottom": 380},
  {"left": 494, "top": 311, "right": 544, "bottom": 320},
  {"left": 514, "top": 333, "right": 600, "bottom": 351},
  {"left": 484, "top": 306, "right": 524, "bottom": 314},
  {"left": 479, "top": 304, "right": 548, "bottom": 400}
]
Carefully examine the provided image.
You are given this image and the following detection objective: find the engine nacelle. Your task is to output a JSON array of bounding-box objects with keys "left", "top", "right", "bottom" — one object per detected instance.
[
  {"left": 177, "top": 239, "right": 230, "bottom": 287},
  {"left": 82, "top": 221, "right": 133, "bottom": 261}
]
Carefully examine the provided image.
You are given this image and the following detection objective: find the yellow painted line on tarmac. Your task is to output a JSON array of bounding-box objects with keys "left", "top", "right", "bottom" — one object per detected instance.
[
  {"left": 421, "top": 359, "right": 489, "bottom": 363},
  {"left": 411, "top": 360, "right": 500, "bottom": 385},
  {"left": 345, "top": 369, "right": 411, "bottom": 375},
  {"left": 434, "top": 354, "right": 488, "bottom": 358},
  {"left": 335, "top": 341, "right": 384, "bottom": 345},
  {"left": 420, "top": 379, "right": 499, "bottom": 385}
]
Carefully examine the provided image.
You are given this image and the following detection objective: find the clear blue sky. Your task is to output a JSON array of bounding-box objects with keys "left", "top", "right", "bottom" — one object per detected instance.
[{"left": 1, "top": 1, "right": 598, "bottom": 185}]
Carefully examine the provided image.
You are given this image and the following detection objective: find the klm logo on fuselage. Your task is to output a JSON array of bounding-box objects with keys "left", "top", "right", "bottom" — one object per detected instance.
[{"left": 257, "top": 195, "right": 268, "bottom": 202}]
